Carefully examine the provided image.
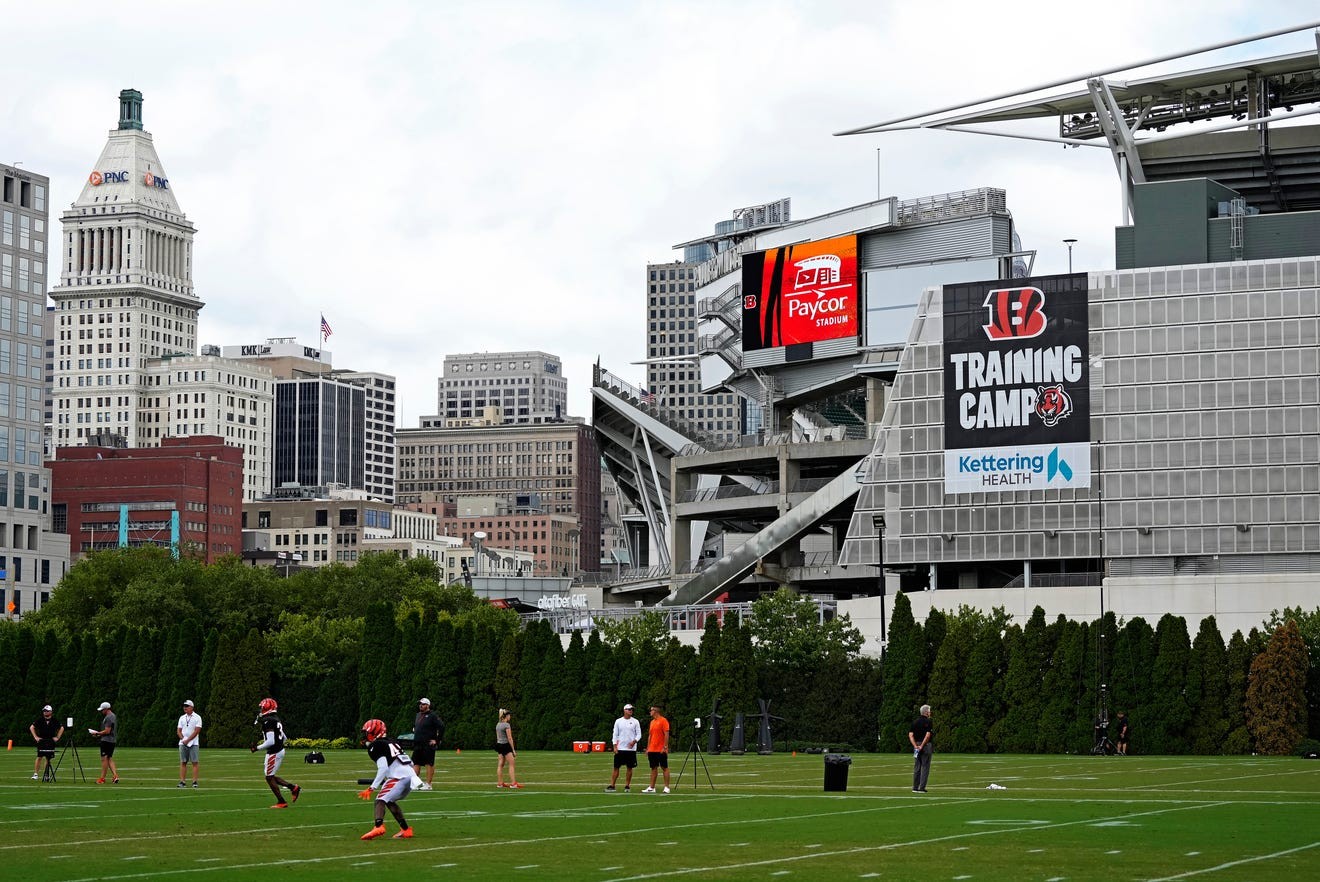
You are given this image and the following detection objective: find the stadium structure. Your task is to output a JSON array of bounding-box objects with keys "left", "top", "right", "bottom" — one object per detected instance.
[{"left": 588, "top": 23, "right": 1320, "bottom": 643}]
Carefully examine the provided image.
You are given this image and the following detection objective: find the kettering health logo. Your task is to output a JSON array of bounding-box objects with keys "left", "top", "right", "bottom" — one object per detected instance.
[{"left": 956, "top": 446, "right": 1076, "bottom": 488}]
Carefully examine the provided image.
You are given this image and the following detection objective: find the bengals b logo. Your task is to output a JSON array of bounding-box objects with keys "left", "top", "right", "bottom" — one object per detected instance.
[{"left": 982, "top": 286, "right": 1047, "bottom": 340}]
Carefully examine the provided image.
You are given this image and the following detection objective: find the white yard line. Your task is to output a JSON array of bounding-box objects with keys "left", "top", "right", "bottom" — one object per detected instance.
[{"left": 1146, "top": 841, "right": 1320, "bottom": 881}]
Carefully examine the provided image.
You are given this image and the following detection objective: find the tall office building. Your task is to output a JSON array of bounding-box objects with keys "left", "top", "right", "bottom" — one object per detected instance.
[
  {"left": 273, "top": 376, "right": 366, "bottom": 493},
  {"left": 330, "top": 370, "right": 396, "bottom": 502},
  {"left": 49, "top": 90, "right": 201, "bottom": 446},
  {"left": 436, "top": 351, "right": 566, "bottom": 425},
  {"left": 2, "top": 162, "right": 71, "bottom": 615},
  {"left": 221, "top": 339, "right": 396, "bottom": 502}
]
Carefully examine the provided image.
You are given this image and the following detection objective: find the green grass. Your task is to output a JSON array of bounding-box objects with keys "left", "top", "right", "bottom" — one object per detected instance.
[{"left": 3, "top": 746, "right": 1319, "bottom": 880}]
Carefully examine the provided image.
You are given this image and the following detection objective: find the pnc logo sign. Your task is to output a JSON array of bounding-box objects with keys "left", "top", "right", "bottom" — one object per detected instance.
[
  {"left": 143, "top": 172, "right": 170, "bottom": 190},
  {"left": 89, "top": 170, "right": 129, "bottom": 186}
]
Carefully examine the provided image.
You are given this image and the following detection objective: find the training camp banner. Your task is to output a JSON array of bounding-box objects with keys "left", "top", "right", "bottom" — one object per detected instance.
[{"left": 942, "top": 274, "right": 1091, "bottom": 495}]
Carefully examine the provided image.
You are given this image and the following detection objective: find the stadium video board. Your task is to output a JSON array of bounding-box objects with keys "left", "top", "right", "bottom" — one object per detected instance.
[
  {"left": 942, "top": 274, "right": 1091, "bottom": 495},
  {"left": 741, "top": 234, "right": 859, "bottom": 352}
]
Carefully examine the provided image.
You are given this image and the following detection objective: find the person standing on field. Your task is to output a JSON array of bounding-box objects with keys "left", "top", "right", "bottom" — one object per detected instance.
[
  {"left": 605, "top": 703, "right": 642, "bottom": 792},
  {"left": 495, "top": 708, "right": 522, "bottom": 788},
  {"left": 909, "top": 704, "right": 933, "bottom": 793},
  {"left": 177, "top": 700, "right": 202, "bottom": 788},
  {"left": 89, "top": 701, "right": 119, "bottom": 784},
  {"left": 1115, "top": 710, "right": 1130, "bottom": 756},
  {"left": 30, "top": 705, "right": 64, "bottom": 781},
  {"left": 642, "top": 705, "right": 671, "bottom": 794},
  {"left": 411, "top": 698, "right": 443, "bottom": 791}
]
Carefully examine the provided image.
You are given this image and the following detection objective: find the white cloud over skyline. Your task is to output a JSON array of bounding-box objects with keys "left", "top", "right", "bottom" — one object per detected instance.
[{"left": 5, "top": 2, "right": 1317, "bottom": 424}]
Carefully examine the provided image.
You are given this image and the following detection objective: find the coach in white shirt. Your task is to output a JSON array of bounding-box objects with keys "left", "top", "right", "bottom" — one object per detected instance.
[
  {"left": 605, "top": 703, "right": 643, "bottom": 792},
  {"left": 177, "top": 700, "right": 203, "bottom": 788}
]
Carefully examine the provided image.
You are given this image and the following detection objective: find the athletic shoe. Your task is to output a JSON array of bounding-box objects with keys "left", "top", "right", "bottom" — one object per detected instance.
[
  {"left": 271, "top": 802, "right": 289, "bottom": 809},
  {"left": 604, "top": 785, "right": 616, "bottom": 792},
  {"left": 496, "top": 782, "right": 507, "bottom": 788},
  {"left": 393, "top": 828, "right": 414, "bottom": 839},
  {"left": 417, "top": 782, "right": 432, "bottom": 791},
  {"left": 192, "top": 782, "right": 199, "bottom": 788},
  {"left": 912, "top": 789, "right": 923, "bottom": 793},
  {"left": 177, "top": 781, "right": 186, "bottom": 788},
  {"left": 642, "top": 787, "right": 656, "bottom": 793},
  {"left": 113, "top": 778, "right": 120, "bottom": 784},
  {"left": 663, "top": 787, "right": 671, "bottom": 794},
  {"left": 360, "top": 826, "right": 386, "bottom": 840},
  {"left": 96, "top": 778, "right": 105, "bottom": 784},
  {"left": 31, "top": 774, "right": 39, "bottom": 780},
  {"left": 624, "top": 786, "right": 631, "bottom": 792},
  {"left": 509, "top": 782, "right": 524, "bottom": 789},
  {"left": 290, "top": 785, "right": 301, "bottom": 804}
]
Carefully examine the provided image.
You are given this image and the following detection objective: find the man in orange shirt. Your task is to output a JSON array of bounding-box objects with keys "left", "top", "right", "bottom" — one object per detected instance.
[{"left": 642, "top": 706, "right": 671, "bottom": 794}]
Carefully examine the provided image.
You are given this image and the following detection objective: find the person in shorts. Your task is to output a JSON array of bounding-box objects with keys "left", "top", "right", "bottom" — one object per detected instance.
[
  {"left": 89, "top": 701, "right": 119, "bottom": 784},
  {"left": 29, "top": 705, "right": 64, "bottom": 781},
  {"left": 643, "top": 705, "right": 671, "bottom": 794},
  {"left": 411, "top": 698, "right": 443, "bottom": 790},
  {"left": 251, "top": 698, "right": 301, "bottom": 808},
  {"left": 358, "top": 718, "right": 416, "bottom": 840},
  {"left": 177, "top": 700, "right": 202, "bottom": 787},
  {"left": 605, "top": 703, "right": 641, "bottom": 792},
  {"left": 495, "top": 708, "right": 522, "bottom": 788},
  {"left": 1115, "top": 710, "right": 1130, "bottom": 756}
]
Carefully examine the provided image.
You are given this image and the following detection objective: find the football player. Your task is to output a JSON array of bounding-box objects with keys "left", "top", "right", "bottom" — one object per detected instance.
[
  {"left": 251, "top": 698, "right": 301, "bottom": 808},
  {"left": 357, "top": 718, "right": 415, "bottom": 840}
]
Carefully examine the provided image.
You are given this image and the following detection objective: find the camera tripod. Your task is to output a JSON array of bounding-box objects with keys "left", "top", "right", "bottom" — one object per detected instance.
[
  {"left": 53, "top": 734, "right": 89, "bottom": 783},
  {"left": 673, "top": 722, "right": 714, "bottom": 791}
]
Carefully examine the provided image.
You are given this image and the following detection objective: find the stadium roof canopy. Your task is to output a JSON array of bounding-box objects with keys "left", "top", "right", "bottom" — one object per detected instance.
[{"left": 838, "top": 23, "right": 1320, "bottom": 215}]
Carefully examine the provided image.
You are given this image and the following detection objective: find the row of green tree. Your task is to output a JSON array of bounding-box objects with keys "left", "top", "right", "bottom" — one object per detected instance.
[{"left": 3, "top": 549, "right": 1314, "bottom": 755}]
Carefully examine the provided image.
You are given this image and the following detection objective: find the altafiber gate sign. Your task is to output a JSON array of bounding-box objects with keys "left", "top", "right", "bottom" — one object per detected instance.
[{"left": 942, "top": 274, "right": 1090, "bottom": 494}]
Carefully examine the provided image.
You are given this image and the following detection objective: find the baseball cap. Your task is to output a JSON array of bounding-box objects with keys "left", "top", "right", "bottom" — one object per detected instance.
[
  {"left": 183, "top": 700, "right": 194, "bottom": 707},
  {"left": 623, "top": 703, "right": 634, "bottom": 710},
  {"left": 419, "top": 697, "right": 431, "bottom": 705},
  {"left": 42, "top": 705, "right": 52, "bottom": 712},
  {"left": 98, "top": 702, "right": 112, "bottom": 711}
]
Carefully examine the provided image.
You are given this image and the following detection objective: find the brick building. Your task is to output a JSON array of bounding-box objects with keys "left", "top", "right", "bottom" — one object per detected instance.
[{"left": 48, "top": 435, "right": 243, "bottom": 562}]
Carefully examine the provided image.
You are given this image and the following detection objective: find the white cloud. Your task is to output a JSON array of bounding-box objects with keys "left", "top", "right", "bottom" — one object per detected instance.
[{"left": 7, "top": 1, "right": 1317, "bottom": 422}]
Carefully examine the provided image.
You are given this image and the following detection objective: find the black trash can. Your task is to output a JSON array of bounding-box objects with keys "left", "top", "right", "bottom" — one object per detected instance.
[{"left": 823, "top": 753, "right": 852, "bottom": 792}]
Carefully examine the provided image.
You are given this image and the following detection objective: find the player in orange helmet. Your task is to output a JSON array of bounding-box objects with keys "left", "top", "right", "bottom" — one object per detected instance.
[
  {"left": 358, "top": 718, "right": 416, "bottom": 840},
  {"left": 252, "top": 698, "right": 301, "bottom": 808}
]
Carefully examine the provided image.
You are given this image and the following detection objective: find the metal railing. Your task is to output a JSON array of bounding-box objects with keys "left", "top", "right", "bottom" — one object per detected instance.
[
  {"left": 679, "top": 481, "right": 777, "bottom": 503},
  {"left": 520, "top": 598, "right": 838, "bottom": 634},
  {"left": 1000, "top": 572, "right": 1105, "bottom": 589},
  {"left": 594, "top": 365, "right": 720, "bottom": 448},
  {"left": 896, "top": 187, "right": 1007, "bottom": 226}
]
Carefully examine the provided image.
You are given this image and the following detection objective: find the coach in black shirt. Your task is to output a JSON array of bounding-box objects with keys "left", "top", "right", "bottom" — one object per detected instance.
[
  {"left": 909, "top": 704, "right": 933, "bottom": 793},
  {"left": 30, "top": 705, "right": 64, "bottom": 780},
  {"left": 412, "top": 698, "right": 444, "bottom": 790}
]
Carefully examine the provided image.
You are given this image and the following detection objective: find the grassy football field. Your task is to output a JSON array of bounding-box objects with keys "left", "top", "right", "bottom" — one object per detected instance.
[{"left": 2, "top": 746, "right": 1318, "bottom": 880}]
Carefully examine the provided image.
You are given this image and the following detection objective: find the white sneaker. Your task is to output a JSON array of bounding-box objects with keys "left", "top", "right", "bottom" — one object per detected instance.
[
  {"left": 417, "top": 781, "right": 432, "bottom": 791},
  {"left": 663, "top": 787, "right": 670, "bottom": 794},
  {"left": 31, "top": 774, "right": 39, "bottom": 780},
  {"left": 642, "top": 786, "right": 656, "bottom": 793}
]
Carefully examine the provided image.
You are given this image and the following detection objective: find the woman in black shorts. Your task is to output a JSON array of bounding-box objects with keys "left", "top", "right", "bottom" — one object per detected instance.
[{"left": 495, "top": 708, "right": 522, "bottom": 789}]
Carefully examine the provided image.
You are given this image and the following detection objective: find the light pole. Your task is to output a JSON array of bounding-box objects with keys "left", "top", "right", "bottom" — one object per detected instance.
[
  {"left": 473, "top": 531, "right": 486, "bottom": 578},
  {"left": 1063, "top": 238, "right": 1078, "bottom": 273},
  {"left": 871, "top": 514, "right": 887, "bottom": 660}
]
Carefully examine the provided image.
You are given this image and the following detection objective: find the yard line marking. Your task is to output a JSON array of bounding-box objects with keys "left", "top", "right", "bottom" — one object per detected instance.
[
  {"left": 1184, "top": 851, "right": 1199, "bottom": 856},
  {"left": 194, "top": 859, "right": 224, "bottom": 863},
  {"left": 599, "top": 802, "right": 1228, "bottom": 882},
  {"left": 730, "top": 843, "right": 750, "bottom": 847},
  {"left": 600, "top": 867, "right": 624, "bottom": 872},
  {"left": 772, "top": 872, "right": 791, "bottom": 876},
  {"left": 951, "top": 846, "right": 969, "bottom": 851},
  {"left": 1146, "top": 841, "right": 1320, "bottom": 881},
  {"left": 514, "top": 865, "right": 539, "bottom": 870},
  {"left": 56, "top": 799, "right": 978, "bottom": 882},
  {"left": 432, "top": 864, "right": 457, "bottom": 868},
  {"left": 1106, "top": 850, "right": 1121, "bottom": 855},
  {"left": 122, "top": 856, "right": 149, "bottom": 861}
]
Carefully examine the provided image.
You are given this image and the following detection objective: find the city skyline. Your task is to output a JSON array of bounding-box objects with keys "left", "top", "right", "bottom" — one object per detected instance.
[{"left": 4, "top": 2, "right": 1316, "bottom": 425}]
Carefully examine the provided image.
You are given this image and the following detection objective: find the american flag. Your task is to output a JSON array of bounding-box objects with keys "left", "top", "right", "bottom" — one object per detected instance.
[
  {"left": 320, "top": 314, "right": 333, "bottom": 339},
  {"left": 641, "top": 388, "right": 655, "bottom": 404}
]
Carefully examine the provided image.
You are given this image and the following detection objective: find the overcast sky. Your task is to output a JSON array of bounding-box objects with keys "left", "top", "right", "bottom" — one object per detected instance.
[{"left": 5, "top": 2, "right": 1317, "bottom": 424}]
